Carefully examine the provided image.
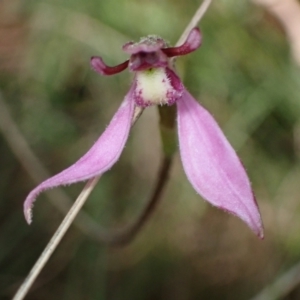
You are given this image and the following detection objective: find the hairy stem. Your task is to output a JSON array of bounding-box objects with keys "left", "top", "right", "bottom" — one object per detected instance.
[{"left": 94, "top": 156, "right": 172, "bottom": 246}]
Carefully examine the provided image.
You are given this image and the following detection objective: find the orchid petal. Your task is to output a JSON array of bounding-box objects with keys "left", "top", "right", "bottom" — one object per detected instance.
[
  {"left": 24, "top": 85, "right": 135, "bottom": 224},
  {"left": 177, "top": 90, "right": 263, "bottom": 238},
  {"left": 162, "top": 28, "right": 202, "bottom": 57},
  {"left": 91, "top": 56, "right": 129, "bottom": 76}
]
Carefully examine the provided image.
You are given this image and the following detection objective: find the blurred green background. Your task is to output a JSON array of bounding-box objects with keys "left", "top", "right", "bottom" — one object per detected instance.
[{"left": 1, "top": 0, "right": 300, "bottom": 299}]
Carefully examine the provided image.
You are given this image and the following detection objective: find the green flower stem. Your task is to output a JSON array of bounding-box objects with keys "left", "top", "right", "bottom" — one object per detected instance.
[{"left": 158, "top": 105, "right": 177, "bottom": 158}]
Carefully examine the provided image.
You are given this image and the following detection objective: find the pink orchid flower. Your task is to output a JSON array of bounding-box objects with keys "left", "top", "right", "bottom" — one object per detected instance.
[{"left": 24, "top": 28, "right": 263, "bottom": 238}]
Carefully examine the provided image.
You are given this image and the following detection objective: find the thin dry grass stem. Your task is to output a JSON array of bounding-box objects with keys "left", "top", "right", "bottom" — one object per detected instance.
[
  {"left": 12, "top": 106, "right": 143, "bottom": 300},
  {"left": 250, "top": 260, "right": 300, "bottom": 300},
  {"left": 12, "top": 0, "right": 212, "bottom": 297},
  {"left": 13, "top": 107, "right": 143, "bottom": 300},
  {"left": 12, "top": 176, "right": 100, "bottom": 300},
  {"left": 175, "top": 0, "right": 212, "bottom": 47}
]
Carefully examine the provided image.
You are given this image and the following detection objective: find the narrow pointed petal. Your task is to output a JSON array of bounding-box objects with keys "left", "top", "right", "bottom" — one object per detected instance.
[
  {"left": 177, "top": 90, "right": 263, "bottom": 238},
  {"left": 24, "top": 85, "right": 135, "bottom": 224},
  {"left": 162, "top": 28, "right": 202, "bottom": 57},
  {"left": 91, "top": 56, "right": 129, "bottom": 76}
]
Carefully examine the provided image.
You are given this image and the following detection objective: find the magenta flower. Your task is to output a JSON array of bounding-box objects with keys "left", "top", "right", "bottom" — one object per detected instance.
[{"left": 24, "top": 28, "right": 263, "bottom": 238}]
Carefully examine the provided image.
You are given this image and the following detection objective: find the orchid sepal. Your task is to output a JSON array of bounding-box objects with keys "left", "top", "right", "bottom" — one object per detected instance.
[
  {"left": 177, "top": 89, "right": 264, "bottom": 238},
  {"left": 24, "top": 84, "right": 135, "bottom": 224}
]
